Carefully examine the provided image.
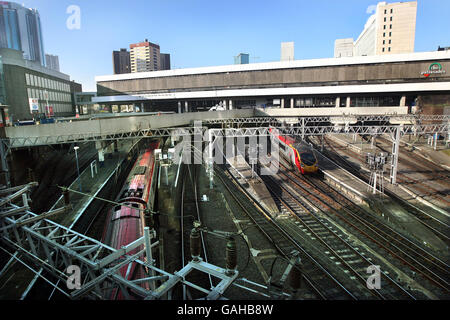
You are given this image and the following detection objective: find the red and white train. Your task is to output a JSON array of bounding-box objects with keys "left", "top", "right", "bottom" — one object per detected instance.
[
  {"left": 101, "top": 141, "right": 160, "bottom": 299},
  {"left": 270, "top": 128, "right": 319, "bottom": 174}
]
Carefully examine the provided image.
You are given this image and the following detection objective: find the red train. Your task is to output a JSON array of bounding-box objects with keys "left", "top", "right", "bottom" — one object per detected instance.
[
  {"left": 270, "top": 128, "right": 319, "bottom": 174},
  {"left": 101, "top": 141, "right": 160, "bottom": 299}
]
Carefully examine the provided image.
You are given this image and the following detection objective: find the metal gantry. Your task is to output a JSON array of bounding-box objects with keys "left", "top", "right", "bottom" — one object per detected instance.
[{"left": 0, "top": 184, "right": 239, "bottom": 300}]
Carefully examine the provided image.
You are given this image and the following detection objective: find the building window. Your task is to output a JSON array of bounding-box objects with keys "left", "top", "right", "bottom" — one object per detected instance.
[
  {"left": 384, "top": 17, "right": 386, "bottom": 22},
  {"left": 390, "top": 16, "right": 393, "bottom": 21},
  {"left": 383, "top": 33, "right": 385, "bottom": 37},
  {"left": 383, "top": 40, "right": 385, "bottom": 45},
  {"left": 389, "top": 39, "right": 391, "bottom": 44},
  {"left": 384, "top": 9, "right": 387, "bottom": 14},
  {"left": 390, "top": 8, "right": 393, "bottom": 13},
  {"left": 384, "top": 25, "right": 386, "bottom": 29},
  {"left": 382, "top": 48, "right": 385, "bottom": 52},
  {"left": 390, "top": 24, "right": 392, "bottom": 29},
  {"left": 388, "top": 47, "right": 391, "bottom": 52},
  {"left": 389, "top": 32, "right": 392, "bottom": 37}
]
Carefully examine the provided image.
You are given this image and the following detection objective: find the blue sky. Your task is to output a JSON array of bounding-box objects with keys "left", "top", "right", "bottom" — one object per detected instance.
[{"left": 20, "top": 0, "right": 450, "bottom": 91}]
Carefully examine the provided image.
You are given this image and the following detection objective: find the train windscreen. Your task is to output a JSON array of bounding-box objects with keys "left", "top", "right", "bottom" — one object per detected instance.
[{"left": 300, "top": 152, "right": 316, "bottom": 166}]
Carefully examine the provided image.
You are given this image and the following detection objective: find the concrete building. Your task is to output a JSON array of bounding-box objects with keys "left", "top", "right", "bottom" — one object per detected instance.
[
  {"left": 160, "top": 53, "right": 171, "bottom": 70},
  {"left": 0, "top": 48, "right": 82, "bottom": 121},
  {"left": 45, "top": 54, "right": 60, "bottom": 72},
  {"left": 130, "top": 39, "right": 160, "bottom": 73},
  {"left": 281, "top": 42, "right": 294, "bottom": 61},
  {"left": 94, "top": 51, "right": 450, "bottom": 116},
  {"left": 334, "top": 38, "right": 354, "bottom": 58},
  {"left": 351, "top": 1, "right": 417, "bottom": 57},
  {"left": 0, "top": 1, "right": 46, "bottom": 66},
  {"left": 234, "top": 53, "right": 249, "bottom": 65},
  {"left": 112, "top": 48, "right": 131, "bottom": 74}
]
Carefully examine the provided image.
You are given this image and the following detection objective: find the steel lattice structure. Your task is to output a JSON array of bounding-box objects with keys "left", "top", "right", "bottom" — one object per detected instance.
[{"left": 0, "top": 184, "right": 238, "bottom": 300}]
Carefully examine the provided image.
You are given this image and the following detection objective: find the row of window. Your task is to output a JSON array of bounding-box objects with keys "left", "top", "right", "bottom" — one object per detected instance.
[
  {"left": 34, "top": 102, "right": 72, "bottom": 113},
  {"left": 384, "top": 8, "right": 394, "bottom": 14},
  {"left": 27, "top": 88, "right": 72, "bottom": 102},
  {"left": 383, "top": 24, "right": 393, "bottom": 30},
  {"left": 25, "top": 73, "right": 71, "bottom": 92},
  {"left": 383, "top": 16, "right": 393, "bottom": 22}
]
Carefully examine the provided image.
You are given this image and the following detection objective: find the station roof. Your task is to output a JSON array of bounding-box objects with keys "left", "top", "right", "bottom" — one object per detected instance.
[{"left": 96, "top": 50, "right": 450, "bottom": 83}]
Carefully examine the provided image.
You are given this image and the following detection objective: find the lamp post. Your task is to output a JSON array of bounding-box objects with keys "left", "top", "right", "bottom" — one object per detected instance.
[{"left": 74, "top": 146, "right": 82, "bottom": 192}]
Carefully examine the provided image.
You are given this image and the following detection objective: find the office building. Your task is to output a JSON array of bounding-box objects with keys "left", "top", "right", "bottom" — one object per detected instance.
[
  {"left": 281, "top": 42, "right": 294, "bottom": 61},
  {"left": 338, "top": 1, "right": 417, "bottom": 57},
  {"left": 160, "top": 53, "right": 171, "bottom": 70},
  {"left": 234, "top": 53, "right": 249, "bottom": 65},
  {"left": 0, "top": 1, "right": 46, "bottom": 66},
  {"left": 112, "top": 48, "right": 131, "bottom": 74},
  {"left": 45, "top": 54, "right": 60, "bottom": 72},
  {"left": 0, "top": 48, "right": 82, "bottom": 121},
  {"left": 334, "top": 38, "right": 354, "bottom": 58},
  {"left": 130, "top": 39, "right": 160, "bottom": 73}
]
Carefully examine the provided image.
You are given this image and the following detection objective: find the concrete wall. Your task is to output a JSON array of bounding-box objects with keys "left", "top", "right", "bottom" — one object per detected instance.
[
  {"left": 4, "top": 109, "right": 255, "bottom": 147},
  {"left": 255, "top": 106, "right": 409, "bottom": 117},
  {"left": 97, "top": 59, "right": 450, "bottom": 96}
]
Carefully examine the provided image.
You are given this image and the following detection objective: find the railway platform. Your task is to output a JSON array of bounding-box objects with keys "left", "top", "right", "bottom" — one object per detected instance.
[{"left": 50, "top": 139, "right": 139, "bottom": 228}]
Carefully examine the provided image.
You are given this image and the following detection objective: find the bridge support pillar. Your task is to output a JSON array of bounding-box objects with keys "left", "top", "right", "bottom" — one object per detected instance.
[
  {"left": 335, "top": 97, "right": 340, "bottom": 108},
  {"left": 281, "top": 98, "right": 285, "bottom": 108},
  {"left": 185, "top": 101, "right": 189, "bottom": 113},
  {"left": 178, "top": 102, "right": 182, "bottom": 113},
  {"left": 95, "top": 141, "right": 105, "bottom": 167},
  {"left": 346, "top": 96, "right": 351, "bottom": 108},
  {"left": 290, "top": 98, "right": 294, "bottom": 108},
  {"left": 229, "top": 100, "right": 233, "bottom": 110},
  {"left": 400, "top": 95, "right": 406, "bottom": 107}
]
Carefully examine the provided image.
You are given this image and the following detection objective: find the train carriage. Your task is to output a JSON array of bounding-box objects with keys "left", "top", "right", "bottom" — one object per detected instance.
[{"left": 101, "top": 141, "right": 160, "bottom": 299}]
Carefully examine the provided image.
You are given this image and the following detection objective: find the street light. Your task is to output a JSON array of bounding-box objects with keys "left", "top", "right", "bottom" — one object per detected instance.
[{"left": 74, "top": 146, "right": 82, "bottom": 192}]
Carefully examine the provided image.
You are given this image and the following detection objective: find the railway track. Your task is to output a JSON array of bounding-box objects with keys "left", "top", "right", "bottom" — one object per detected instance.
[
  {"left": 320, "top": 136, "right": 450, "bottom": 242},
  {"left": 261, "top": 169, "right": 415, "bottom": 300},
  {"left": 214, "top": 164, "right": 358, "bottom": 300},
  {"left": 278, "top": 164, "right": 449, "bottom": 298}
]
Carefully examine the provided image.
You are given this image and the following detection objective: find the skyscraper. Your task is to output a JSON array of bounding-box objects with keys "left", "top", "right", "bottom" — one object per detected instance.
[
  {"left": 112, "top": 48, "right": 131, "bottom": 74},
  {"left": 130, "top": 39, "right": 160, "bottom": 73},
  {"left": 160, "top": 53, "right": 171, "bottom": 70},
  {"left": 45, "top": 54, "right": 60, "bottom": 72},
  {"left": 336, "top": 1, "right": 417, "bottom": 57},
  {"left": 0, "top": 1, "right": 46, "bottom": 66},
  {"left": 281, "top": 42, "right": 294, "bottom": 61},
  {"left": 234, "top": 53, "right": 249, "bottom": 65}
]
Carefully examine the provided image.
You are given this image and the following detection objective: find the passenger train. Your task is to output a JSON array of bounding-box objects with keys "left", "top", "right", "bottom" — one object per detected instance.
[
  {"left": 270, "top": 128, "right": 319, "bottom": 174},
  {"left": 101, "top": 141, "right": 160, "bottom": 299}
]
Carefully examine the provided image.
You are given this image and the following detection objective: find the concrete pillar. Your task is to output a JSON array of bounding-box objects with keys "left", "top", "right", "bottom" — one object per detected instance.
[
  {"left": 281, "top": 98, "right": 285, "bottom": 108},
  {"left": 178, "top": 101, "right": 182, "bottom": 113},
  {"left": 290, "top": 98, "right": 294, "bottom": 108},
  {"left": 185, "top": 101, "right": 189, "bottom": 113},
  {"left": 95, "top": 141, "right": 105, "bottom": 167},
  {"left": 400, "top": 95, "right": 406, "bottom": 107},
  {"left": 229, "top": 100, "right": 233, "bottom": 110},
  {"left": 223, "top": 100, "right": 227, "bottom": 110},
  {"left": 141, "top": 102, "right": 144, "bottom": 112},
  {"left": 335, "top": 97, "right": 341, "bottom": 108},
  {"left": 346, "top": 96, "right": 351, "bottom": 108}
]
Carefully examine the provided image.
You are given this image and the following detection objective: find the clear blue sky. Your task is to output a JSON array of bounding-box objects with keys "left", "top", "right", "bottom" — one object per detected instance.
[{"left": 20, "top": 0, "right": 450, "bottom": 91}]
